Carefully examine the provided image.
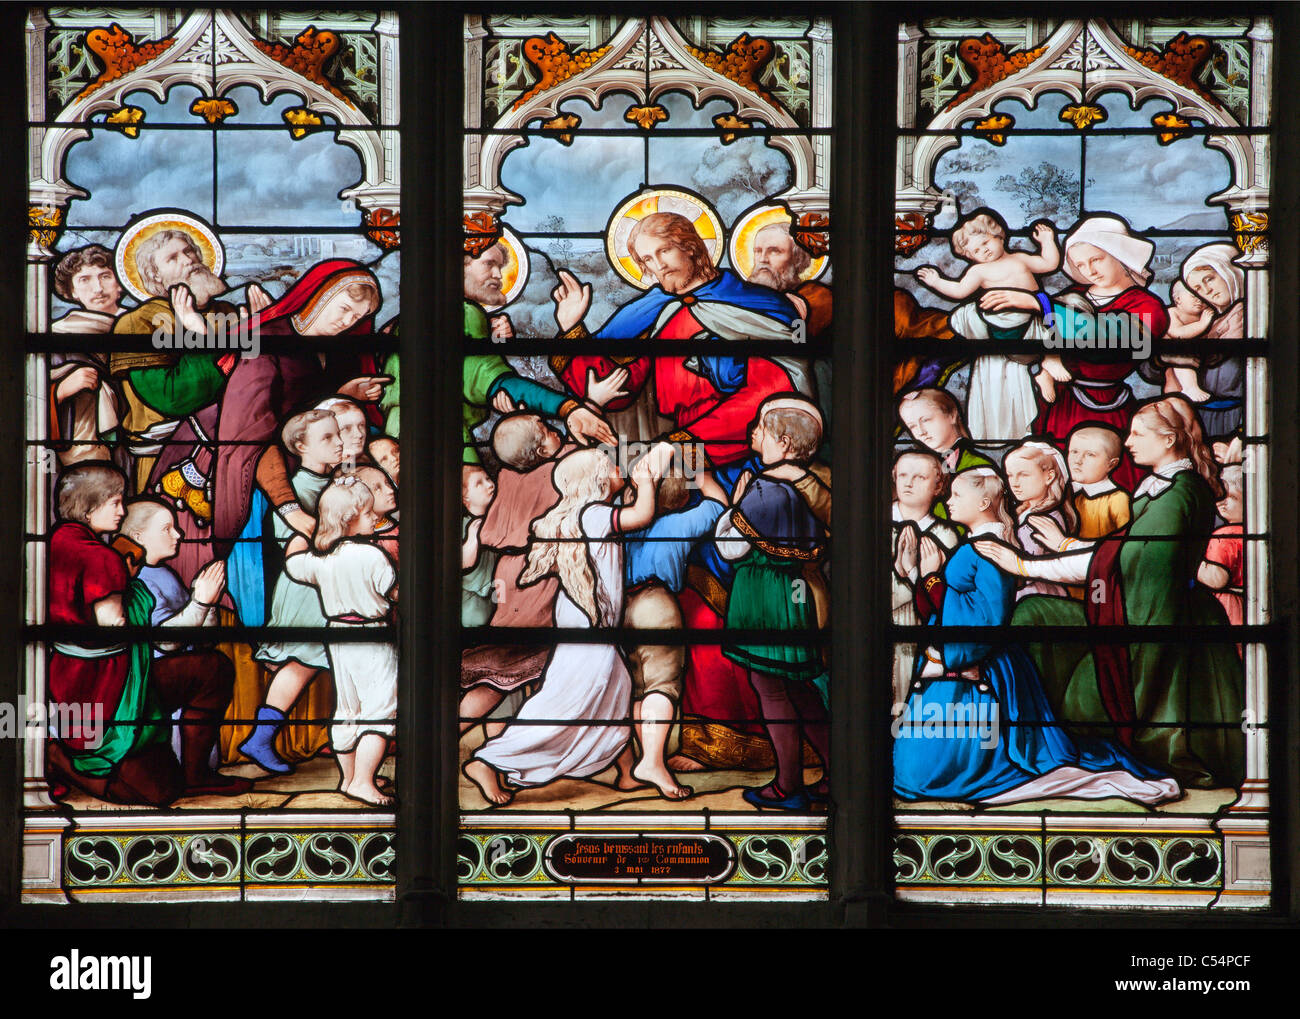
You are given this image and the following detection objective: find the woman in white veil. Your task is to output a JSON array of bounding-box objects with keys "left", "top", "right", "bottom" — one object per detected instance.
[{"left": 1139, "top": 242, "right": 1246, "bottom": 441}]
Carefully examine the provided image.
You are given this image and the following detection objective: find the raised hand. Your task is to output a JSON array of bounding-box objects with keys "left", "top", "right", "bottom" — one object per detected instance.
[
  {"left": 586, "top": 366, "right": 631, "bottom": 408},
  {"left": 1031, "top": 221, "right": 1056, "bottom": 249},
  {"left": 552, "top": 270, "right": 591, "bottom": 332},
  {"left": 645, "top": 440, "right": 676, "bottom": 481},
  {"left": 916, "top": 266, "right": 940, "bottom": 288},
  {"left": 169, "top": 283, "right": 206, "bottom": 336},
  {"left": 247, "top": 283, "right": 272, "bottom": 313}
]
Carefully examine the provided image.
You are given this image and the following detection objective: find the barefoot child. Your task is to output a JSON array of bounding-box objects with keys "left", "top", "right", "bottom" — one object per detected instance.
[
  {"left": 464, "top": 444, "right": 671, "bottom": 806},
  {"left": 240, "top": 409, "right": 344, "bottom": 773},
  {"left": 458, "top": 416, "right": 574, "bottom": 737},
  {"left": 716, "top": 395, "right": 829, "bottom": 810},
  {"left": 915, "top": 210, "right": 1062, "bottom": 441},
  {"left": 1160, "top": 281, "right": 1214, "bottom": 402},
  {"left": 614, "top": 459, "right": 731, "bottom": 800},
  {"left": 285, "top": 474, "right": 397, "bottom": 806}
]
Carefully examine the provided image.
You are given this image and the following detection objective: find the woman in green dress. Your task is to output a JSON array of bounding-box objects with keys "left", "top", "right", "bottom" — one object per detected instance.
[{"left": 974, "top": 396, "right": 1243, "bottom": 788}]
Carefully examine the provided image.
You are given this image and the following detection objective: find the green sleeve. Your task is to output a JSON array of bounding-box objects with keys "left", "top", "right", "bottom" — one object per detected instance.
[
  {"left": 380, "top": 353, "right": 400, "bottom": 438},
  {"left": 464, "top": 301, "right": 490, "bottom": 339},
  {"left": 127, "top": 355, "right": 225, "bottom": 416},
  {"left": 1121, "top": 473, "right": 1212, "bottom": 626},
  {"left": 463, "top": 355, "right": 513, "bottom": 407}
]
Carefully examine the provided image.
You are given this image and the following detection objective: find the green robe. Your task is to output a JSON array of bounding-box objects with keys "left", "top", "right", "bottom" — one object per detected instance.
[
  {"left": 380, "top": 351, "right": 400, "bottom": 439},
  {"left": 462, "top": 301, "right": 572, "bottom": 464},
  {"left": 70, "top": 580, "right": 170, "bottom": 777},
  {"left": 111, "top": 298, "right": 234, "bottom": 416},
  {"left": 1013, "top": 469, "right": 1244, "bottom": 788}
]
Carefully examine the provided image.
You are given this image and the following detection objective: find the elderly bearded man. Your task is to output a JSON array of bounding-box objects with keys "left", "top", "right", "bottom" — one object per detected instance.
[
  {"left": 750, "top": 223, "right": 832, "bottom": 343},
  {"left": 462, "top": 238, "right": 615, "bottom": 463},
  {"left": 110, "top": 227, "right": 270, "bottom": 492},
  {"left": 550, "top": 210, "right": 812, "bottom": 775}
]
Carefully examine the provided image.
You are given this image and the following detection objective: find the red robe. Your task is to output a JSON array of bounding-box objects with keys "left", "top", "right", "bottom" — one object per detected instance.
[
  {"left": 47, "top": 522, "right": 129, "bottom": 749},
  {"left": 1034, "top": 286, "right": 1169, "bottom": 492},
  {"left": 555, "top": 301, "right": 799, "bottom": 468}
]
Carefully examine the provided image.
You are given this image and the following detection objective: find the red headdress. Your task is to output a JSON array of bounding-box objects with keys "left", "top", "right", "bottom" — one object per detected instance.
[{"left": 254, "top": 259, "right": 381, "bottom": 335}]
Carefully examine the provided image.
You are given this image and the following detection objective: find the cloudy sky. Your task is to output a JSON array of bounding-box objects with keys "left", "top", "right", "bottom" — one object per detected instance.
[
  {"left": 500, "top": 91, "right": 793, "bottom": 236},
  {"left": 933, "top": 92, "right": 1234, "bottom": 234},
  {"left": 65, "top": 84, "right": 368, "bottom": 229}
]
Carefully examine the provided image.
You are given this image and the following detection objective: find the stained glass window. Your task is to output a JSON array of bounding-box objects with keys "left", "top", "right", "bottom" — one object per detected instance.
[
  {"left": 23, "top": 7, "right": 400, "bottom": 902},
  {"left": 892, "top": 16, "right": 1272, "bottom": 907},
  {"left": 8, "top": 4, "right": 1296, "bottom": 933},
  {"left": 459, "top": 14, "right": 834, "bottom": 900}
]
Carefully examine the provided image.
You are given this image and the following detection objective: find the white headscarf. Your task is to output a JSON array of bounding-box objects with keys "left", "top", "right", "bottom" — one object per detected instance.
[
  {"left": 1180, "top": 242, "right": 1243, "bottom": 310},
  {"left": 1062, "top": 215, "right": 1155, "bottom": 287}
]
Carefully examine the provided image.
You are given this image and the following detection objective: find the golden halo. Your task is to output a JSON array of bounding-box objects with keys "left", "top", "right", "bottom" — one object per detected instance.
[
  {"left": 729, "top": 204, "right": 828, "bottom": 285},
  {"left": 482, "top": 225, "right": 529, "bottom": 312},
  {"left": 605, "top": 189, "right": 724, "bottom": 290},
  {"left": 115, "top": 212, "right": 224, "bottom": 303}
]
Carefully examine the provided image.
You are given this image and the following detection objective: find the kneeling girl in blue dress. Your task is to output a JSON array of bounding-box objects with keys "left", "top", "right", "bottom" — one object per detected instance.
[{"left": 893, "top": 467, "right": 1180, "bottom": 806}]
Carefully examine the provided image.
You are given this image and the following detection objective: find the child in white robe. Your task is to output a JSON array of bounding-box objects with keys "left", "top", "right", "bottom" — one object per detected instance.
[
  {"left": 463, "top": 443, "right": 672, "bottom": 806},
  {"left": 285, "top": 475, "right": 397, "bottom": 807}
]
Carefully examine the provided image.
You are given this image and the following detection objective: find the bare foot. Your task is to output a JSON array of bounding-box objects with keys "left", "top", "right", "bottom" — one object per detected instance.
[
  {"left": 615, "top": 770, "right": 648, "bottom": 791},
  {"left": 464, "top": 759, "right": 513, "bottom": 806},
  {"left": 339, "top": 775, "right": 392, "bottom": 794},
  {"left": 1184, "top": 385, "right": 1213, "bottom": 404},
  {"left": 666, "top": 754, "right": 705, "bottom": 772},
  {"left": 632, "top": 760, "right": 692, "bottom": 800},
  {"left": 341, "top": 780, "right": 394, "bottom": 807},
  {"left": 1034, "top": 371, "right": 1056, "bottom": 403}
]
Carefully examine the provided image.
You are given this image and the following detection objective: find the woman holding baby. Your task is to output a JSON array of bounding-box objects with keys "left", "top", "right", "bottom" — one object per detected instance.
[
  {"left": 980, "top": 214, "right": 1169, "bottom": 491},
  {"left": 1141, "top": 242, "right": 1247, "bottom": 443}
]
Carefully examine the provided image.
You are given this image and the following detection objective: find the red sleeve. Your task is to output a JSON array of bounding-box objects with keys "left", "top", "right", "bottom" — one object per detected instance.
[
  {"left": 915, "top": 573, "right": 946, "bottom": 619},
  {"left": 1112, "top": 288, "right": 1171, "bottom": 340},
  {"left": 78, "top": 536, "right": 129, "bottom": 604},
  {"left": 551, "top": 356, "right": 651, "bottom": 412},
  {"left": 1204, "top": 530, "right": 1243, "bottom": 579},
  {"left": 673, "top": 357, "right": 795, "bottom": 466}
]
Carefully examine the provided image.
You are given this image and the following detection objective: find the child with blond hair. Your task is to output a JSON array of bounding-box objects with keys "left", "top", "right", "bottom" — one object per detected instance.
[{"left": 285, "top": 474, "right": 397, "bottom": 806}]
